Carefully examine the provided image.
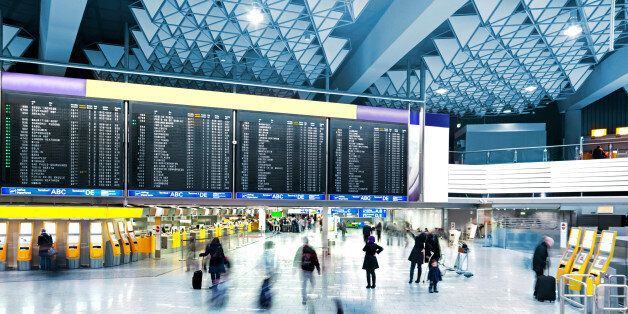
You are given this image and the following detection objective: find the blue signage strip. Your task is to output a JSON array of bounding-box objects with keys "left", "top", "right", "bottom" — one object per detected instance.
[
  {"left": 328, "top": 194, "right": 407, "bottom": 202},
  {"left": 236, "top": 193, "right": 326, "bottom": 200},
  {"left": 330, "top": 208, "right": 361, "bottom": 215},
  {"left": 128, "top": 190, "right": 232, "bottom": 199},
  {"left": 360, "top": 208, "right": 388, "bottom": 218},
  {"left": 1, "top": 187, "right": 124, "bottom": 197}
]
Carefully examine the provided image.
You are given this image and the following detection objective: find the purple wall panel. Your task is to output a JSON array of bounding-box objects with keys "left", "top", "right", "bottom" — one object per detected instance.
[
  {"left": 1, "top": 72, "right": 86, "bottom": 97},
  {"left": 356, "top": 106, "right": 408, "bottom": 124}
]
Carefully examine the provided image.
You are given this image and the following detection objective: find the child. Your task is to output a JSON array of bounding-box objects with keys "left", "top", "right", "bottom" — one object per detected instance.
[{"left": 427, "top": 259, "right": 442, "bottom": 293}]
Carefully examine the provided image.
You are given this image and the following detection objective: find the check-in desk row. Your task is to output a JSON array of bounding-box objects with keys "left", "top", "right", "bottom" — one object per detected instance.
[
  {"left": 556, "top": 228, "right": 618, "bottom": 293},
  {"left": 0, "top": 221, "right": 157, "bottom": 270}
]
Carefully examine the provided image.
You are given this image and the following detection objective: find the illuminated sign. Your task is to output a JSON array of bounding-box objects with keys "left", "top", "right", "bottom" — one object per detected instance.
[
  {"left": 590, "top": 128, "right": 607, "bottom": 137},
  {"left": 616, "top": 127, "right": 628, "bottom": 136}
]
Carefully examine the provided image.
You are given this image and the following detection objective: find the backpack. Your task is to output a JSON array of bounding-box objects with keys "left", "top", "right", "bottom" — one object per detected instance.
[{"left": 301, "top": 246, "right": 315, "bottom": 271}]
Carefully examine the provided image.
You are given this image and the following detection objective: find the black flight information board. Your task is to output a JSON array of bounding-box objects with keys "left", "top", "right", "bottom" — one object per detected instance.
[
  {"left": 236, "top": 111, "right": 326, "bottom": 200},
  {"left": 329, "top": 119, "right": 407, "bottom": 202},
  {"left": 1, "top": 92, "right": 124, "bottom": 196},
  {"left": 128, "top": 102, "right": 232, "bottom": 199}
]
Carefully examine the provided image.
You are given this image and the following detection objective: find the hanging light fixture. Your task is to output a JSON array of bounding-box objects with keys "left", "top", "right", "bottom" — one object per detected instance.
[
  {"left": 563, "top": 11, "right": 583, "bottom": 38},
  {"left": 246, "top": 3, "right": 265, "bottom": 26}
]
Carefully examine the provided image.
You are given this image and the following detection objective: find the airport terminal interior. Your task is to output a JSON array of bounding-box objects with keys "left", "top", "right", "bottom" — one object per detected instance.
[{"left": 0, "top": 0, "right": 628, "bottom": 313}]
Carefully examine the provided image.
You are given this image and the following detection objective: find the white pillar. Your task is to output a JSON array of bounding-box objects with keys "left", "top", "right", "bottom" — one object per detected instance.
[
  {"left": 258, "top": 208, "right": 266, "bottom": 233},
  {"left": 321, "top": 207, "right": 329, "bottom": 256}
]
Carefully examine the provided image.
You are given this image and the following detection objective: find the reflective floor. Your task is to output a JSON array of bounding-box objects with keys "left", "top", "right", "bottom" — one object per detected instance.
[{"left": 0, "top": 230, "right": 569, "bottom": 313}]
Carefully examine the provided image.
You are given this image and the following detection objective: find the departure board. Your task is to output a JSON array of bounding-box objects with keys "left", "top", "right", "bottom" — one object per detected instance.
[
  {"left": 236, "top": 111, "right": 326, "bottom": 200},
  {"left": 1, "top": 92, "right": 124, "bottom": 196},
  {"left": 128, "top": 102, "right": 233, "bottom": 198},
  {"left": 329, "top": 119, "right": 408, "bottom": 202}
]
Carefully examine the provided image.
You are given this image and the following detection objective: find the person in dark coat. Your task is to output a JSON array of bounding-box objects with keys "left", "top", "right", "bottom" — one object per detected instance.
[
  {"left": 362, "top": 236, "right": 383, "bottom": 289},
  {"left": 427, "top": 233, "right": 441, "bottom": 261},
  {"left": 37, "top": 228, "right": 54, "bottom": 270},
  {"left": 407, "top": 230, "right": 427, "bottom": 283},
  {"left": 200, "top": 237, "right": 227, "bottom": 284},
  {"left": 375, "top": 222, "right": 383, "bottom": 242},
  {"left": 427, "top": 259, "right": 443, "bottom": 293},
  {"left": 532, "top": 236, "right": 554, "bottom": 296},
  {"left": 362, "top": 223, "right": 373, "bottom": 243}
]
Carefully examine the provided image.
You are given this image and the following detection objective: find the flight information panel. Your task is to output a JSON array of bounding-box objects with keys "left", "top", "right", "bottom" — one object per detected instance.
[
  {"left": 236, "top": 111, "right": 326, "bottom": 200},
  {"left": 329, "top": 119, "right": 407, "bottom": 202},
  {"left": 128, "top": 102, "right": 232, "bottom": 198},
  {"left": 1, "top": 92, "right": 124, "bottom": 196}
]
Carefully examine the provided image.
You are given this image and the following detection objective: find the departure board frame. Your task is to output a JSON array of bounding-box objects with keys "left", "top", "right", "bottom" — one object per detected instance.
[
  {"left": 235, "top": 110, "right": 327, "bottom": 200},
  {"left": 328, "top": 118, "right": 408, "bottom": 202},
  {"left": 1, "top": 91, "right": 125, "bottom": 197},
  {"left": 127, "top": 101, "right": 233, "bottom": 199}
]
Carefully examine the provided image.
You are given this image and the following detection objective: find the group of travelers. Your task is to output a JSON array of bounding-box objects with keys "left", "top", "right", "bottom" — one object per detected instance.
[{"left": 267, "top": 216, "right": 317, "bottom": 233}]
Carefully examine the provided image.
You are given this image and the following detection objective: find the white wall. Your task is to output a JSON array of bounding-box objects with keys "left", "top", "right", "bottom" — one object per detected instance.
[
  {"left": 424, "top": 125, "right": 449, "bottom": 202},
  {"left": 393, "top": 209, "right": 442, "bottom": 230}
]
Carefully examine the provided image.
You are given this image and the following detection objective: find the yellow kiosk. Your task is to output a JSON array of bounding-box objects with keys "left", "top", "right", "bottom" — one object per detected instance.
[
  {"left": 569, "top": 229, "right": 597, "bottom": 290},
  {"left": 104, "top": 222, "right": 121, "bottom": 267},
  {"left": 557, "top": 227, "right": 582, "bottom": 279},
  {"left": 172, "top": 227, "right": 181, "bottom": 250},
  {"left": 89, "top": 222, "right": 104, "bottom": 268},
  {"left": 585, "top": 230, "right": 618, "bottom": 294},
  {"left": 125, "top": 221, "right": 140, "bottom": 262},
  {"left": 17, "top": 222, "right": 33, "bottom": 271},
  {"left": 66, "top": 222, "right": 81, "bottom": 269},
  {"left": 115, "top": 222, "right": 131, "bottom": 264},
  {"left": 0, "top": 222, "right": 7, "bottom": 271}
]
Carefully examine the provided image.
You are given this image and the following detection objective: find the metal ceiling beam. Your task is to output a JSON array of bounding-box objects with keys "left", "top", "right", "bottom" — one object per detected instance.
[
  {"left": 332, "top": 0, "right": 467, "bottom": 103},
  {"left": 559, "top": 46, "right": 628, "bottom": 112},
  {"left": 0, "top": 55, "right": 425, "bottom": 104},
  {"left": 38, "top": 0, "right": 87, "bottom": 76}
]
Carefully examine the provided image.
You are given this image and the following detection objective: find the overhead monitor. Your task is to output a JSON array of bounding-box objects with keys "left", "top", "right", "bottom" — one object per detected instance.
[
  {"left": 329, "top": 119, "right": 408, "bottom": 202},
  {"left": 235, "top": 111, "right": 326, "bottom": 200},
  {"left": 128, "top": 101, "right": 233, "bottom": 199},
  {"left": 1, "top": 92, "right": 125, "bottom": 197}
]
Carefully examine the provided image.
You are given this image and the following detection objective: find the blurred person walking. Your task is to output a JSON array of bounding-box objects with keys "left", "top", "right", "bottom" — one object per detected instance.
[
  {"left": 294, "top": 237, "right": 321, "bottom": 305},
  {"left": 363, "top": 236, "right": 384, "bottom": 289},
  {"left": 200, "top": 237, "right": 227, "bottom": 285},
  {"left": 407, "top": 229, "right": 427, "bottom": 283},
  {"left": 375, "top": 222, "right": 383, "bottom": 242}
]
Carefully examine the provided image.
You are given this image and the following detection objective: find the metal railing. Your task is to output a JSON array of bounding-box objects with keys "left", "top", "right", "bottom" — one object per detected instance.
[
  {"left": 451, "top": 139, "right": 628, "bottom": 165},
  {"left": 560, "top": 274, "right": 595, "bottom": 313},
  {"left": 560, "top": 274, "right": 628, "bottom": 313}
]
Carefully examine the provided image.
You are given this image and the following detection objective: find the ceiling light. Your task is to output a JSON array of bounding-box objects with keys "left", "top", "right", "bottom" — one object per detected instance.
[
  {"left": 503, "top": 109, "right": 512, "bottom": 114},
  {"left": 563, "top": 23, "right": 583, "bottom": 38},
  {"left": 220, "top": 59, "right": 226, "bottom": 62},
  {"left": 246, "top": 6, "right": 265, "bottom": 26},
  {"left": 523, "top": 85, "right": 537, "bottom": 93},
  {"left": 434, "top": 88, "right": 448, "bottom": 95},
  {"left": 456, "top": 123, "right": 462, "bottom": 128}
]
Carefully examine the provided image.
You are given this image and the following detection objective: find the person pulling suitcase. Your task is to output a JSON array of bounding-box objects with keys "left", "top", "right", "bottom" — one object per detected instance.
[{"left": 532, "top": 236, "right": 555, "bottom": 302}]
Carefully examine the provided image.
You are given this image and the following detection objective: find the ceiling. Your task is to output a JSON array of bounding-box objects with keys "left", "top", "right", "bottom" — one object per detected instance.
[{"left": 0, "top": 0, "right": 626, "bottom": 115}]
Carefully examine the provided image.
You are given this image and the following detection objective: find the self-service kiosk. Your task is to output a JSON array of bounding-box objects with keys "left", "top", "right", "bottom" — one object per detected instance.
[
  {"left": 557, "top": 227, "right": 582, "bottom": 279},
  {"left": 125, "top": 221, "right": 139, "bottom": 262},
  {"left": 89, "top": 222, "right": 104, "bottom": 268},
  {"left": 104, "top": 222, "right": 121, "bottom": 267},
  {"left": 0, "top": 222, "right": 7, "bottom": 271},
  {"left": 585, "top": 230, "right": 618, "bottom": 294},
  {"left": 66, "top": 222, "right": 81, "bottom": 269},
  {"left": 569, "top": 229, "right": 597, "bottom": 290},
  {"left": 17, "top": 222, "right": 33, "bottom": 271},
  {"left": 115, "top": 222, "right": 131, "bottom": 264}
]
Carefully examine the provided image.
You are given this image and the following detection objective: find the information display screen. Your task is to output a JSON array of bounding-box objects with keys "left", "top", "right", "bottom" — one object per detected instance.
[
  {"left": 128, "top": 102, "right": 232, "bottom": 198},
  {"left": 236, "top": 111, "right": 326, "bottom": 200},
  {"left": 329, "top": 119, "right": 407, "bottom": 202},
  {"left": 1, "top": 92, "right": 124, "bottom": 196}
]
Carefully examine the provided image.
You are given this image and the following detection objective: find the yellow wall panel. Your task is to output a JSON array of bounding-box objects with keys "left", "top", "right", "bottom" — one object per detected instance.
[
  {"left": 85, "top": 80, "right": 357, "bottom": 119},
  {"left": 0, "top": 206, "right": 143, "bottom": 219}
]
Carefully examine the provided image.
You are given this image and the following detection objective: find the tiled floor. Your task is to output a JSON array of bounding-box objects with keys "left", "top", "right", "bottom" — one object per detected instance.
[{"left": 0, "top": 229, "right": 570, "bottom": 313}]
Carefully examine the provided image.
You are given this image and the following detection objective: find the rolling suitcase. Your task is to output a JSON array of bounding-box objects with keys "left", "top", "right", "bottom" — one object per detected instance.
[
  {"left": 192, "top": 270, "right": 203, "bottom": 289},
  {"left": 535, "top": 275, "right": 556, "bottom": 302}
]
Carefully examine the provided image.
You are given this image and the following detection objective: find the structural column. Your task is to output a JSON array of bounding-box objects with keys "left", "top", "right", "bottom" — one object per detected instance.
[
  {"left": 154, "top": 216, "right": 161, "bottom": 259},
  {"left": 258, "top": 207, "right": 266, "bottom": 233},
  {"left": 321, "top": 207, "right": 329, "bottom": 257}
]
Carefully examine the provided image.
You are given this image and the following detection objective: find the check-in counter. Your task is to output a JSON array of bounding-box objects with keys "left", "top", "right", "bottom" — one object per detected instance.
[
  {"left": 89, "top": 222, "right": 104, "bottom": 268},
  {"left": 0, "top": 222, "right": 7, "bottom": 271},
  {"left": 66, "top": 222, "right": 81, "bottom": 269},
  {"left": 103, "top": 222, "right": 121, "bottom": 267},
  {"left": 161, "top": 232, "right": 173, "bottom": 251},
  {"left": 17, "top": 222, "right": 33, "bottom": 271},
  {"left": 199, "top": 228, "right": 206, "bottom": 241},
  {"left": 115, "top": 222, "right": 131, "bottom": 264}
]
